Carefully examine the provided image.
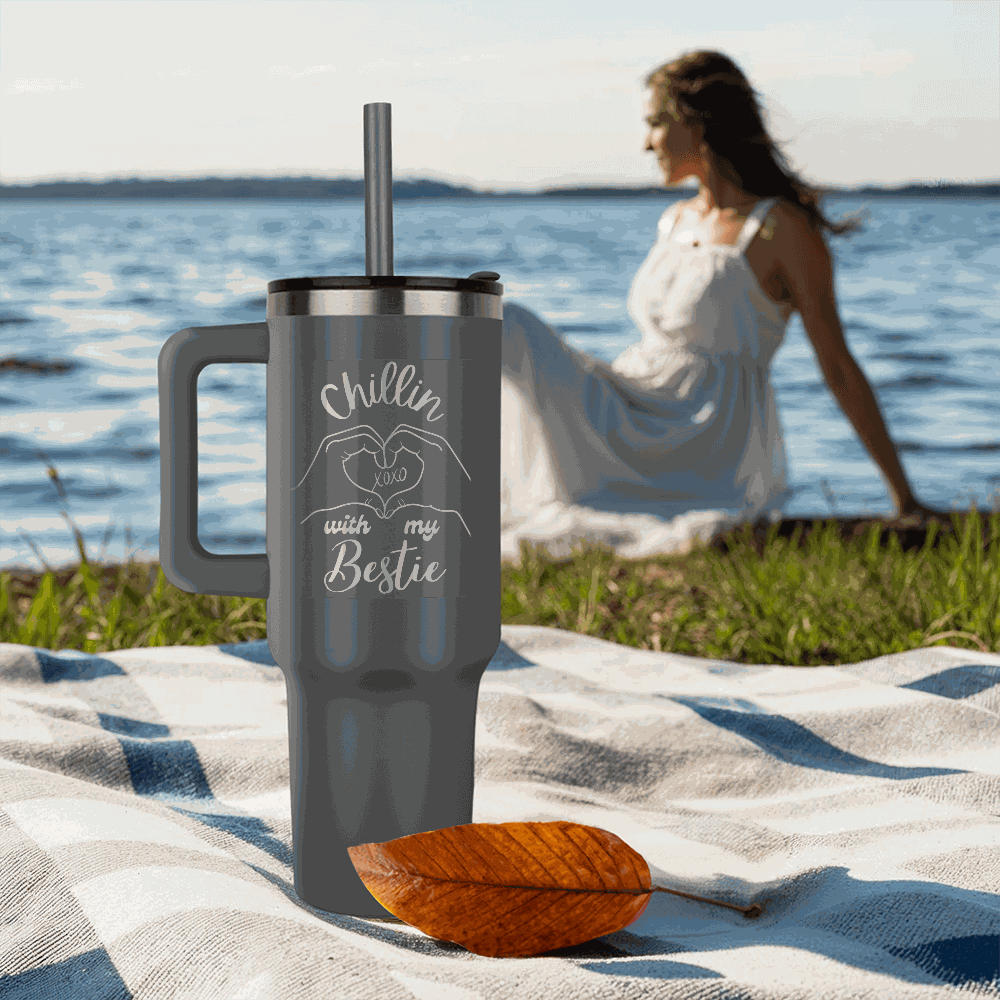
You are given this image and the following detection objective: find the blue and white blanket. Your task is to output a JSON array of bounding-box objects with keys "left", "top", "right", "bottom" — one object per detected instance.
[{"left": 1, "top": 626, "right": 997, "bottom": 999}]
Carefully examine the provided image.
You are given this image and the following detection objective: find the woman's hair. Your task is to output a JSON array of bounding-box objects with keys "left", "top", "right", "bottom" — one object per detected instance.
[{"left": 645, "top": 50, "right": 867, "bottom": 237}]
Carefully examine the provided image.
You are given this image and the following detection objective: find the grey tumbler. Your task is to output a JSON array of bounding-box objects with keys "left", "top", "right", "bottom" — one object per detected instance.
[
  {"left": 160, "top": 101, "right": 502, "bottom": 917},
  {"left": 158, "top": 272, "right": 502, "bottom": 917}
]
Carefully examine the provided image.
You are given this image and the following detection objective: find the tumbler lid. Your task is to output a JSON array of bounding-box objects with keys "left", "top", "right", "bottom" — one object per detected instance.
[{"left": 267, "top": 274, "right": 503, "bottom": 296}]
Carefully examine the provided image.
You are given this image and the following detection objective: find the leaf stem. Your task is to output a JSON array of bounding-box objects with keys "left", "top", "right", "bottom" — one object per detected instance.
[{"left": 653, "top": 885, "right": 762, "bottom": 918}]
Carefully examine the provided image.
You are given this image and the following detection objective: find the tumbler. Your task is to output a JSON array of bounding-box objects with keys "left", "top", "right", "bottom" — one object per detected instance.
[{"left": 158, "top": 103, "right": 502, "bottom": 917}]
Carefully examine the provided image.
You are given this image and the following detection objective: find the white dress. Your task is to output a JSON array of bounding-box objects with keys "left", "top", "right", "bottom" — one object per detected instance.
[{"left": 500, "top": 196, "right": 796, "bottom": 564}]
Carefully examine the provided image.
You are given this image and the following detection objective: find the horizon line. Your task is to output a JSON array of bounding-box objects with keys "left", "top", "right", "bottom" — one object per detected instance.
[{"left": 3, "top": 174, "right": 998, "bottom": 199}]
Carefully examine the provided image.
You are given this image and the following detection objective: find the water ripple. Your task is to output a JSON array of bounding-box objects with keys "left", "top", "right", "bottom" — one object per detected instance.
[{"left": 1, "top": 196, "right": 997, "bottom": 570}]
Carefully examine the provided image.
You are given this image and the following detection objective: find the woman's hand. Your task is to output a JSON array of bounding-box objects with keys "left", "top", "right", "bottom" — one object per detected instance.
[{"left": 890, "top": 498, "right": 953, "bottom": 530}]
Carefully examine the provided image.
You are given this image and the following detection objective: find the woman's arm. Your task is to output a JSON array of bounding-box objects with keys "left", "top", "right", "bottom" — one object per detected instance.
[{"left": 776, "top": 204, "right": 920, "bottom": 516}]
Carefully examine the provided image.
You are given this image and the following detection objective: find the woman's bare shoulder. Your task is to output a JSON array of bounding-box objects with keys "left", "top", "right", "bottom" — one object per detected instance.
[
  {"left": 770, "top": 199, "right": 827, "bottom": 257},
  {"left": 771, "top": 197, "right": 816, "bottom": 229}
]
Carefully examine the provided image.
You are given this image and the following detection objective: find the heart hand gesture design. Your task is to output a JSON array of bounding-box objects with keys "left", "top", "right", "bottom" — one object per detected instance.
[{"left": 342, "top": 441, "right": 425, "bottom": 516}]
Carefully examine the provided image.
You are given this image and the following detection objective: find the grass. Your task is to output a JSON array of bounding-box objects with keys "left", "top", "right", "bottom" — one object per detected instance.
[
  {"left": 500, "top": 503, "right": 1000, "bottom": 664},
  {"left": 2, "top": 464, "right": 999, "bottom": 665}
]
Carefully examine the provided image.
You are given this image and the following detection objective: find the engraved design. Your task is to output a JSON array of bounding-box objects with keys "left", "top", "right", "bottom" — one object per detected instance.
[{"left": 295, "top": 423, "right": 473, "bottom": 536}]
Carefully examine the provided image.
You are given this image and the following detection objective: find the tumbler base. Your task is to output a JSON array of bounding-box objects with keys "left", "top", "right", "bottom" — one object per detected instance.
[{"left": 295, "top": 880, "right": 398, "bottom": 920}]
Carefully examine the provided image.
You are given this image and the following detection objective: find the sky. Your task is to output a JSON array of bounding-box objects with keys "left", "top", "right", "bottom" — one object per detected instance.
[{"left": 1, "top": 0, "right": 998, "bottom": 191}]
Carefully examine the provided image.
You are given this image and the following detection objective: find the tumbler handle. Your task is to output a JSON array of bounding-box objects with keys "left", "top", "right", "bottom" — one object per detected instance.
[{"left": 158, "top": 323, "right": 270, "bottom": 598}]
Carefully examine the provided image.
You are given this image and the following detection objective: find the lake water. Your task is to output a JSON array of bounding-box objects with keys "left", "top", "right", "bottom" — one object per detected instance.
[{"left": 1, "top": 195, "right": 998, "bottom": 572}]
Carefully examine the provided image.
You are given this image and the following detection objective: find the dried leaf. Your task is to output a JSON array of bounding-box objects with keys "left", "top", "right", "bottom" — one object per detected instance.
[
  {"left": 348, "top": 820, "right": 761, "bottom": 958},
  {"left": 348, "top": 820, "right": 648, "bottom": 957}
]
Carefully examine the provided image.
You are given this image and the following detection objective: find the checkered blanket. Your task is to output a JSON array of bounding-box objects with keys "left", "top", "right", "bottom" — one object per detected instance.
[{"left": 1, "top": 627, "right": 998, "bottom": 998}]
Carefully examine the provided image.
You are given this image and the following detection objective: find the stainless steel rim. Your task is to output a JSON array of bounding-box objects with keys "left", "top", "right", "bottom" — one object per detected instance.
[{"left": 268, "top": 289, "right": 502, "bottom": 319}]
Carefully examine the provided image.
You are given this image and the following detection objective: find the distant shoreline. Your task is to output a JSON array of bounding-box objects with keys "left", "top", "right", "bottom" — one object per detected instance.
[{"left": 2, "top": 177, "right": 998, "bottom": 200}]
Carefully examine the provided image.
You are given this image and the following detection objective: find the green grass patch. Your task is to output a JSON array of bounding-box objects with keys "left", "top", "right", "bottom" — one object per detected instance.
[{"left": 3, "top": 465, "right": 999, "bottom": 665}]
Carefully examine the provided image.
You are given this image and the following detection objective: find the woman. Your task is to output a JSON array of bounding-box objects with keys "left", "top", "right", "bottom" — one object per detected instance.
[{"left": 499, "top": 49, "right": 944, "bottom": 565}]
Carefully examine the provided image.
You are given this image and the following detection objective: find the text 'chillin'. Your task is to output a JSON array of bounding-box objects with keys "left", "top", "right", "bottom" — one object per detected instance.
[{"left": 321, "top": 362, "right": 444, "bottom": 421}]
